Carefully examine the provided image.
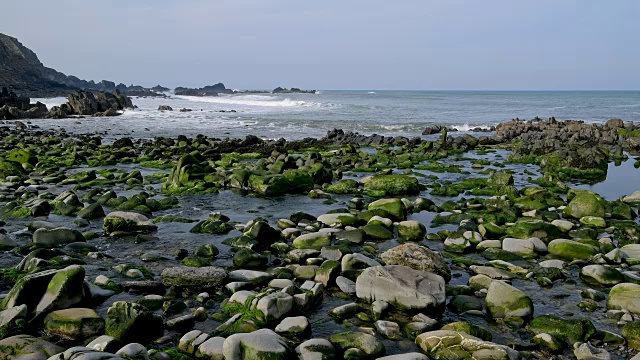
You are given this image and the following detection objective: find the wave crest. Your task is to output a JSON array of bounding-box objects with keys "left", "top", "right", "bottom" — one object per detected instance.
[{"left": 174, "top": 94, "right": 334, "bottom": 108}]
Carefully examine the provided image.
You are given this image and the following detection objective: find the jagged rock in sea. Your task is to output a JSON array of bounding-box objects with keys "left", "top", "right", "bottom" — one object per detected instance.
[
  {"left": 0, "top": 87, "right": 48, "bottom": 120},
  {"left": 174, "top": 83, "right": 234, "bottom": 97},
  {"left": 272, "top": 87, "right": 316, "bottom": 94}
]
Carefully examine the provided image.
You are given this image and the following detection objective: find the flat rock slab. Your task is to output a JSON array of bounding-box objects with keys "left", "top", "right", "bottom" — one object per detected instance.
[{"left": 161, "top": 266, "right": 227, "bottom": 288}]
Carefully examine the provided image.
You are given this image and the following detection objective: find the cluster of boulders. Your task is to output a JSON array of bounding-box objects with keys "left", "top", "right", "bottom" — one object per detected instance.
[
  {"left": 0, "top": 87, "right": 134, "bottom": 120},
  {"left": 0, "top": 87, "right": 48, "bottom": 120},
  {"left": 48, "top": 90, "right": 134, "bottom": 118},
  {"left": 0, "top": 119, "right": 640, "bottom": 359}
]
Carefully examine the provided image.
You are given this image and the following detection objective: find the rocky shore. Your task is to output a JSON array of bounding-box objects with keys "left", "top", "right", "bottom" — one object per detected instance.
[
  {"left": 0, "top": 118, "right": 639, "bottom": 360},
  {"left": 0, "top": 87, "right": 134, "bottom": 120}
]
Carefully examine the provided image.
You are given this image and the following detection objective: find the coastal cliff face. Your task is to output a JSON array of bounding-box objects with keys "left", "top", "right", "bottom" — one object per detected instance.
[
  {"left": 0, "top": 33, "right": 154, "bottom": 97},
  {"left": 0, "top": 34, "right": 76, "bottom": 97}
]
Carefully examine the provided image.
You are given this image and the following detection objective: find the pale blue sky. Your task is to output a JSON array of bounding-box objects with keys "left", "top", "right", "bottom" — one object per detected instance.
[{"left": 4, "top": 0, "right": 638, "bottom": 90}]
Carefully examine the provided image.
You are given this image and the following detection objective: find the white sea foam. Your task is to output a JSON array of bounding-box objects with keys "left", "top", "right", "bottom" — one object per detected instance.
[
  {"left": 450, "top": 124, "right": 494, "bottom": 131},
  {"left": 367, "top": 91, "right": 377, "bottom": 94},
  {"left": 32, "top": 97, "right": 66, "bottom": 109},
  {"left": 174, "top": 94, "right": 332, "bottom": 108}
]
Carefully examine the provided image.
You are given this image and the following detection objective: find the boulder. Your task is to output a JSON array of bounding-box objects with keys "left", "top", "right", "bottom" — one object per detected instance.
[
  {"left": 356, "top": 265, "right": 446, "bottom": 311},
  {"left": 256, "top": 292, "right": 294, "bottom": 323},
  {"left": 528, "top": 314, "right": 596, "bottom": 345},
  {"left": 317, "top": 213, "right": 358, "bottom": 227},
  {"left": 622, "top": 321, "right": 640, "bottom": 349},
  {"left": 47, "top": 347, "right": 123, "bottom": 360},
  {"left": 415, "top": 330, "right": 518, "bottom": 360},
  {"left": 34, "top": 265, "right": 86, "bottom": 318},
  {"left": 548, "top": 239, "right": 599, "bottom": 260},
  {"left": 292, "top": 232, "right": 331, "bottom": 250},
  {"left": 563, "top": 192, "right": 606, "bottom": 219},
  {"left": 223, "top": 329, "right": 291, "bottom": 360},
  {"left": 106, "top": 301, "right": 164, "bottom": 343},
  {"left": 607, "top": 283, "right": 640, "bottom": 315},
  {"left": 362, "top": 174, "right": 419, "bottom": 196},
  {"left": 296, "top": 339, "right": 336, "bottom": 360},
  {"left": 380, "top": 243, "right": 451, "bottom": 282},
  {"left": 485, "top": 280, "right": 533, "bottom": 319},
  {"left": 161, "top": 266, "right": 227, "bottom": 288},
  {"left": 103, "top": 211, "right": 157, "bottom": 236},
  {"left": 0, "top": 335, "right": 63, "bottom": 360},
  {"left": 397, "top": 220, "right": 427, "bottom": 241},
  {"left": 32, "top": 227, "right": 85, "bottom": 247},
  {"left": 488, "top": 171, "right": 514, "bottom": 186},
  {"left": 367, "top": 198, "right": 406, "bottom": 221},
  {"left": 44, "top": 308, "right": 105, "bottom": 341},
  {"left": 580, "top": 265, "right": 624, "bottom": 286},
  {"left": 328, "top": 331, "right": 385, "bottom": 358}
]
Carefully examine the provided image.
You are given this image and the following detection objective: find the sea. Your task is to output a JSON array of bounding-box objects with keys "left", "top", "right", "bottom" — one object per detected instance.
[{"left": 33, "top": 90, "right": 640, "bottom": 140}]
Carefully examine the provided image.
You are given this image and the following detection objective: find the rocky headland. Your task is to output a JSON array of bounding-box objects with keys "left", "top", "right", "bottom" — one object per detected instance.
[
  {"left": 0, "top": 33, "right": 164, "bottom": 98},
  {"left": 0, "top": 117, "right": 639, "bottom": 360}
]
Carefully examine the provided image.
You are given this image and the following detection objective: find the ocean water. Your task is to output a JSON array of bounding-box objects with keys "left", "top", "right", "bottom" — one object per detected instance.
[{"left": 32, "top": 90, "right": 640, "bottom": 140}]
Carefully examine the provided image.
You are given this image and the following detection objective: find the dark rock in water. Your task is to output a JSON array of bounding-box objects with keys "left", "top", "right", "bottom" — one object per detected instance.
[
  {"left": 151, "top": 85, "right": 170, "bottom": 92},
  {"left": 179, "top": 108, "right": 193, "bottom": 112},
  {"left": 0, "top": 87, "right": 50, "bottom": 120},
  {"left": 158, "top": 105, "right": 173, "bottom": 111},
  {"left": 175, "top": 83, "right": 232, "bottom": 97},
  {"left": 0, "top": 87, "right": 30, "bottom": 110},
  {"left": 66, "top": 90, "right": 133, "bottom": 116},
  {"left": 112, "top": 137, "right": 134, "bottom": 148},
  {"left": 272, "top": 87, "right": 316, "bottom": 94},
  {"left": 422, "top": 125, "right": 447, "bottom": 135}
]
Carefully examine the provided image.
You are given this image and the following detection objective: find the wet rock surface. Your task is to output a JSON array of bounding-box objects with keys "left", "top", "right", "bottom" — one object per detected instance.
[{"left": 0, "top": 119, "right": 638, "bottom": 359}]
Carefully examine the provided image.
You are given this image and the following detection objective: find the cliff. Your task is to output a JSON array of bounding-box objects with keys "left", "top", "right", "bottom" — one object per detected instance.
[{"left": 0, "top": 33, "right": 160, "bottom": 97}]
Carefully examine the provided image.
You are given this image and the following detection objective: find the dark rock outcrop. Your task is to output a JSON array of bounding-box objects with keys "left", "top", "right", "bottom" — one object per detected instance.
[
  {"left": 272, "top": 87, "right": 316, "bottom": 94},
  {"left": 0, "top": 87, "right": 48, "bottom": 120},
  {"left": 174, "top": 83, "right": 233, "bottom": 97}
]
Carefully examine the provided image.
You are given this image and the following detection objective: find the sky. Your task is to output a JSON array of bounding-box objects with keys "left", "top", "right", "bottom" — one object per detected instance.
[{"left": 3, "top": 0, "right": 639, "bottom": 90}]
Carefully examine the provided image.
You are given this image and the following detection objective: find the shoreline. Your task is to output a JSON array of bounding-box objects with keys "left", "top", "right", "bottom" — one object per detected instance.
[{"left": 0, "top": 118, "right": 639, "bottom": 359}]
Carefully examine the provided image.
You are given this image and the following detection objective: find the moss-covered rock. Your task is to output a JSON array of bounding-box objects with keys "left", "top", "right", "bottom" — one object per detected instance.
[
  {"left": 190, "top": 216, "right": 233, "bottom": 235},
  {"left": 416, "top": 330, "right": 518, "bottom": 360},
  {"left": 0, "top": 161, "right": 24, "bottom": 180},
  {"left": 7, "top": 149, "right": 38, "bottom": 167},
  {"left": 563, "top": 192, "right": 606, "bottom": 219},
  {"left": 607, "top": 283, "right": 640, "bottom": 315},
  {"left": 505, "top": 220, "right": 565, "bottom": 241},
  {"left": 103, "top": 211, "right": 157, "bottom": 236},
  {"left": 488, "top": 171, "right": 514, "bottom": 186},
  {"left": 363, "top": 174, "right": 419, "bottom": 197},
  {"left": 528, "top": 315, "right": 596, "bottom": 345},
  {"left": 361, "top": 224, "right": 394, "bottom": 240},
  {"left": 292, "top": 232, "right": 331, "bottom": 250},
  {"left": 106, "top": 301, "right": 164, "bottom": 343},
  {"left": 367, "top": 198, "right": 406, "bottom": 221},
  {"left": 328, "top": 332, "right": 385, "bottom": 358},
  {"left": 325, "top": 179, "right": 360, "bottom": 194},
  {"left": 397, "top": 220, "right": 427, "bottom": 241},
  {"left": 622, "top": 321, "right": 640, "bottom": 349},
  {"left": 34, "top": 265, "right": 86, "bottom": 318},
  {"left": 485, "top": 280, "right": 533, "bottom": 319},
  {"left": 233, "top": 248, "right": 268, "bottom": 268},
  {"left": 547, "top": 239, "right": 599, "bottom": 261},
  {"left": 44, "top": 308, "right": 104, "bottom": 341}
]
